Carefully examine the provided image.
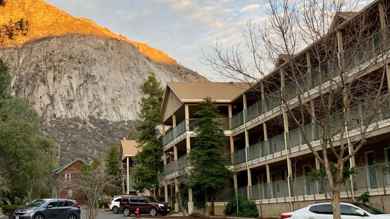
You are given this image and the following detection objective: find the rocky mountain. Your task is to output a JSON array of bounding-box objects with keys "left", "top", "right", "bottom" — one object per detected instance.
[{"left": 0, "top": 0, "right": 206, "bottom": 164}]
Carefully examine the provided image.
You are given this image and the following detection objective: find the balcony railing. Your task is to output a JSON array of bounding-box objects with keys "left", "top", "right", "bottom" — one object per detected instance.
[
  {"left": 231, "top": 111, "right": 245, "bottom": 129},
  {"left": 162, "top": 155, "right": 188, "bottom": 176},
  {"left": 233, "top": 148, "right": 246, "bottom": 165},
  {"left": 247, "top": 162, "right": 390, "bottom": 201},
  {"left": 232, "top": 97, "right": 390, "bottom": 166},
  {"left": 247, "top": 102, "right": 262, "bottom": 121},
  {"left": 162, "top": 120, "right": 186, "bottom": 146},
  {"left": 229, "top": 31, "right": 390, "bottom": 132}
]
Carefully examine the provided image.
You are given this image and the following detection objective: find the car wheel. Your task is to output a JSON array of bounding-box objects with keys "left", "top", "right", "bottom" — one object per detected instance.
[
  {"left": 33, "top": 214, "right": 45, "bottom": 219},
  {"left": 68, "top": 214, "right": 77, "bottom": 219},
  {"left": 112, "top": 206, "right": 119, "bottom": 214},
  {"left": 123, "top": 208, "right": 130, "bottom": 217},
  {"left": 150, "top": 208, "right": 157, "bottom": 217}
]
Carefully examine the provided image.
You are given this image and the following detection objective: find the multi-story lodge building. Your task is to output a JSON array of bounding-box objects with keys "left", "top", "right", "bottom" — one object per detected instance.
[{"left": 159, "top": 0, "right": 390, "bottom": 217}]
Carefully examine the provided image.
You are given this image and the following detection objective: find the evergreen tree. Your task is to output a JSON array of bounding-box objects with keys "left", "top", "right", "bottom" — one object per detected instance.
[
  {"left": 104, "top": 144, "right": 122, "bottom": 195},
  {"left": 0, "top": 60, "right": 55, "bottom": 204},
  {"left": 188, "top": 98, "right": 231, "bottom": 213},
  {"left": 133, "top": 73, "right": 163, "bottom": 192}
]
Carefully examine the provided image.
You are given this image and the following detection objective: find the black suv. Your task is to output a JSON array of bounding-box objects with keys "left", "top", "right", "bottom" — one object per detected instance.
[
  {"left": 12, "top": 199, "right": 80, "bottom": 219},
  {"left": 120, "top": 196, "right": 169, "bottom": 217}
]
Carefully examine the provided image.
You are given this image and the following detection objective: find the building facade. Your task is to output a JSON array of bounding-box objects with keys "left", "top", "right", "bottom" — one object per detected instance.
[
  {"left": 159, "top": 0, "right": 390, "bottom": 217},
  {"left": 53, "top": 159, "right": 86, "bottom": 204}
]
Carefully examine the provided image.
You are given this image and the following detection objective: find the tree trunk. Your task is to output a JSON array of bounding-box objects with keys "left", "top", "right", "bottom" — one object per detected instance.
[
  {"left": 332, "top": 189, "right": 342, "bottom": 219},
  {"left": 210, "top": 196, "right": 215, "bottom": 216}
]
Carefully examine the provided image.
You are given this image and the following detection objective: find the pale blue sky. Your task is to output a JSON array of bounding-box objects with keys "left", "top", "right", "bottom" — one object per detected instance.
[{"left": 47, "top": 0, "right": 268, "bottom": 80}]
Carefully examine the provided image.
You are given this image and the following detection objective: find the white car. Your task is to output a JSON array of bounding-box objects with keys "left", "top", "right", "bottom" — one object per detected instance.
[
  {"left": 109, "top": 196, "right": 122, "bottom": 214},
  {"left": 290, "top": 202, "right": 390, "bottom": 219}
]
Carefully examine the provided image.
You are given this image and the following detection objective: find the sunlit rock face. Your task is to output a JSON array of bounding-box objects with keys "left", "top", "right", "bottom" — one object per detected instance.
[
  {"left": 0, "top": 0, "right": 206, "bottom": 164},
  {"left": 0, "top": 0, "right": 178, "bottom": 65}
]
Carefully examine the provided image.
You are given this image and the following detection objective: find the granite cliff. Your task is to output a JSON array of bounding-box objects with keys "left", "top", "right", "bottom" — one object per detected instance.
[{"left": 0, "top": 0, "right": 206, "bottom": 164}]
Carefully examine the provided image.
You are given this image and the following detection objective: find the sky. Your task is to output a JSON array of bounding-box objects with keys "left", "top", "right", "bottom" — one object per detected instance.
[{"left": 47, "top": 0, "right": 269, "bottom": 81}]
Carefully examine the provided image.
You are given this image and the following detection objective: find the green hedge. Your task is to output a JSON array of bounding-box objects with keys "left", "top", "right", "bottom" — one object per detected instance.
[
  {"left": 1, "top": 204, "right": 22, "bottom": 216},
  {"left": 224, "top": 196, "right": 258, "bottom": 218}
]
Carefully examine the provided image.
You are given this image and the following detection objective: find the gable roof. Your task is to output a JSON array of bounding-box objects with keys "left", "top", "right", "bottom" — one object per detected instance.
[
  {"left": 167, "top": 82, "right": 250, "bottom": 103},
  {"left": 121, "top": 138, "right": 141, "bottom": 160},
  {"left": 53, "top": 159, "right": 87, "bottom": 174},
  {"left": 161, "top": 82, "right": 250, "bottom": 122},
  {"left": 330, "top": 11, "right": 358, "bottom": 30}
]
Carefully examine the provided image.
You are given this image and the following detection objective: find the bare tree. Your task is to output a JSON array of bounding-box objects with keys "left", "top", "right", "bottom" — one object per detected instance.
[
  {"left": 206, "top": 0, "right": 390, "bottom": 218},
  {"left": 79, "top": 160, "right": 114, "bottom": 219}
]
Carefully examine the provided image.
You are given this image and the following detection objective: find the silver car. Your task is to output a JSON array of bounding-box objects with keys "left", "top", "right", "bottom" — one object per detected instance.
[{"left": 13, "top": 199, "right": 80, "bottom": 219}]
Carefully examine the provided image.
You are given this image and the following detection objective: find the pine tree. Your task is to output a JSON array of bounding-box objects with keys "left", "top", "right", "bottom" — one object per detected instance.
[
  {"left": 188, "top": 98, "right": 231, "bottom": 213},
  {"left": 133, "top": 73, "right": 164, "bottom": 192},
  {"left": 104, "top": 144, "right": 122, "bottom": 195},
  {"left": 0, "top": 60, "right": 55, "bottom": 203}
]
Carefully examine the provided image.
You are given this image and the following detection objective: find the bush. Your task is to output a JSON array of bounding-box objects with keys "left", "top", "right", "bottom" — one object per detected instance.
[
  {"left": 224, "top": 196, "right": 259, "bottom": 218},
  {"left": 1, "top": 204, "right": 22, "bottom": 216}
]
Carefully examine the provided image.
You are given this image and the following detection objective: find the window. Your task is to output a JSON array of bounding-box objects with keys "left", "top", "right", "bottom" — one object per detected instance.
[
  {"left": 341, "top": 204, "right": 361, "bottom": 216},
  {"left": 309, "top": 204, "right": 332, "bottom": 214},
  {"left": 65, "top": 201, "right": 75, "bottom": 207},
  {"left": 65, "top": 173, "right": 72, "bottom": 181}
]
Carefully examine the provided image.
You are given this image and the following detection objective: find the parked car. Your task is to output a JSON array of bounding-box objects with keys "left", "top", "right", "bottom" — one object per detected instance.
[
  {"left": 120, "top": 196, "right": 169, "bottom": 217},
  {"left": 289, "top": 202, "right": 389, "bottom": 219},
  {"left": 109, "top": 196, "right": 122, "bottom": 214},
  {"left": 12, "top": 199, "right": 80, "bottom": 219},
  {"left": 280, "top": 212, "right": 293, "bottom": 219}
]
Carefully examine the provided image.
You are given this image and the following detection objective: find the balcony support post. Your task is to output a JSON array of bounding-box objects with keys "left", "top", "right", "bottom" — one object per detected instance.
[
  {"left": 266, "top": 164, "right": 273, "bottom": 198},
  {"left": 188, "top": 188, "right": 194, "bottom": 214},
  {"left": 310, "top": 100, "right": 316, "bottom": 141},
  {"left": 260, "top": 81, "right": 267, "bottom": 112},
  {"left": 164, "top": 183, "right": 169, "bottom": 203},
  {"left": 386, "top": 64, "right": 390, "bottom": 94},
  {"left": 315, "top": 158, "right": 322, "bottom": 197},
  {"left": 233, "top": 173, "right": 238, "bottom": 196},
  {"left": 306, "top": 53, "right": 312, "bottom": 88},
  {"left": 174, "top": 178, "right": 179, "bottom": 212},
  {"left": 229, "top": 135, "right": 235, "bottom": 164},
  {"left": 172, "top": 114, "right": 177, "bottom": 128},
  {"left": 126, "top": 156, "right": 130, "bottom": 195},
  {"left": 163, "top": 152, "right": 167, "bottom": 166},
  {"left": 247, "top": 168, "right": 252, "bottom": 199},
  {"left": 174, "top": 146, "right": 178, "bottom": 162},
  {"left": 228, "top": 104, "right": 233, "bottom": 129},
  {"left": 379, "top": 2, "right": 387, "bottom": 40},
  {"left": 337, "top": 30, "right": 344, "bottom": 69}
]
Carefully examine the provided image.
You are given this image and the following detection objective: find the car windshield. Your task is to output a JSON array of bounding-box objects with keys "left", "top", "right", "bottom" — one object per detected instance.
[
  {"left": 353, "top": 203, "right": 384, "bottom": 215},
  {"left": 26, "top": 200, "right": 46, "bottom": 208}
]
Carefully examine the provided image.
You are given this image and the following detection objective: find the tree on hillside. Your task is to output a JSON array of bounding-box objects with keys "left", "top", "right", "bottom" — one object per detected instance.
[
  {"left": 206, "top": 1, "right": 389, "bottom": 218},
  {"left": 188, "top": 98, "right": 231, "bottom": 215},
  {"left": 104, "top": 144, "right": 122, "bottom": 196},
  {"left": 0, "top": 59, "right": 55, "bottom": 204},
  {"left": 133, "top": 73, "right": 164, "bottom": 192}
]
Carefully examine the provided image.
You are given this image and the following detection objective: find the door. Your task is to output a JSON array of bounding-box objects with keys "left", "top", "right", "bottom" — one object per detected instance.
[
  {"left": 45, "top": 201, "right": 62, "bottom": 219},
  {"left": 366, "top": 151, "right": 377, "bottom": 189}
]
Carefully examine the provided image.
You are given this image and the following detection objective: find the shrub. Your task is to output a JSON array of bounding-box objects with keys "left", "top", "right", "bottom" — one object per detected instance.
[
  {"left": 1, "top": 204, "right": 22, "bottom": 216},
  {"left": 224, "top": 196, "right": 259, "bottom": 218}
]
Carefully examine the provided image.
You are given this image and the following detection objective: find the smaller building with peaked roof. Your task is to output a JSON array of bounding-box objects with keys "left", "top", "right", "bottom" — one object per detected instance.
[{"left": 53, "top": 159, "right": 87, "bottom": 203}]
